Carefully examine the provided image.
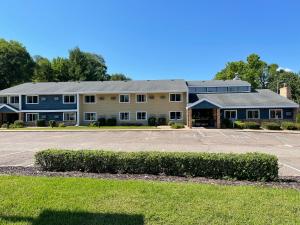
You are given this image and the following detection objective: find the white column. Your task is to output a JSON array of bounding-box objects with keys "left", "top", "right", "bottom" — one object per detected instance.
[{"left": 76, "top": 93, "right": 80, "bottom": 126}]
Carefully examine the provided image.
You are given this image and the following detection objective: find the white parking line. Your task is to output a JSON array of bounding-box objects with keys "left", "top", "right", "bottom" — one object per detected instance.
[
  {"left": 0, "top": 151, "right": 34, "bottom": 157},
  {"left": 280, "top": 163, "right": 300, "bottom": 173}
]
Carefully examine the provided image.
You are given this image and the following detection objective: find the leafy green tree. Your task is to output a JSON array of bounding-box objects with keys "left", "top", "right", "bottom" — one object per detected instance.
[
  {"left": 51, "top": 57, "right": 70, "bottom": 81},
  {"left": 0, "top": 39, "right": 35, "bottom": 90},
  {"left": 109, "top": 73, "right": 131, "bottom": 81},
  {"left": 33, "top": 56, "right": 54, "bottom": 82}
]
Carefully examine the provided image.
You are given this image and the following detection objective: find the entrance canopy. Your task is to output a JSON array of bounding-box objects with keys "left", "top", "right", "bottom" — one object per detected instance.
[
  {"left": 0, "top": 104, "right": 19, "bottom": 113},
  {"left": 187, "top": 98, "right": 222, "bottom": 109}
]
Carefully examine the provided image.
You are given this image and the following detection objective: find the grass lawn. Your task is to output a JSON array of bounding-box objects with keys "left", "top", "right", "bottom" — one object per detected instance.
[
  {"left": 0, "top": 126, "right": 158, "bottom": 131},
  {"left": 0, "top": 176, "right": 299, "bottom": 225}
]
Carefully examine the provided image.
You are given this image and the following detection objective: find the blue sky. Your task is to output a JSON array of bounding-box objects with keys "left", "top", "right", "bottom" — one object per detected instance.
[{"left": 0, "top": 0, "right": 299, "bottom": 80}]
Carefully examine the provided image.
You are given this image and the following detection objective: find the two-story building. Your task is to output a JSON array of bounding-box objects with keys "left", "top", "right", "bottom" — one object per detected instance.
[{"left": 0, "top": 79, "right": 298, "bottom": 128}]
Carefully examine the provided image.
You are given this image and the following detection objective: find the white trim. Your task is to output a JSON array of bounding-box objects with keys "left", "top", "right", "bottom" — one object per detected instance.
[
  {"left": 21, "top": 109, "right": 76, "bottom": 113},
  {"left": 169, "top": 93, "right": 183, "bottom": 102},
  {"left": 0, "top": 96, "right": 8, "bottom": 104},
  {"left": 25, "top": 113, "right": 39, "bottom": 122},
  {"left": 246, "top": 109, "right": 260, "bottom": 120},
  {"left": 269, "top": 109, "right": 283, "bottom": 119},
  {"left": 169, "top": 111, "right": 183, "bottom": 121},
  {"left": 135, "top": 94, "right": 147, "bottom": 103},
  {"left": 76, "top": 93, "right": 80, "bottom": 126},
  {"left": 119, "top": 94, "right": 130, "bottom": 103},
  {"left": 0, "top": 104, "right": 19, "bottom": 113},
  {"left": 63, "top": 112, "right": 77, "bottom": 122},
  {"left": 9, "top": 96, "right": 20, "bottom": 105},
  {"left": 19, "top": 95, "right": 22, "bottom": 110},
  {"left": 187, "top": 98, "right": 223, "bottom": 109},
  {"left": 63, "top": 94, "right": 76, "bottom": 104},
  {"left": 222, "top": 105, "right": 298, "bottom": 109},
  {"left": 26, "top": 95, "right": 39, "bottom": 104},
  {"left": 224, "top": 110, "right": 238, "bottom": 120},
  {"left": 83, "top": 112, "right": 97, "bottom": 121},
  {"left": 119, "top": 111, "right": 130, "bottom": 121},
  {"left": 136, "top": 111, "right": 147, "bottom": 121},
  {"left": 83, "top": 95, "right": 96, "bottom": 104}
]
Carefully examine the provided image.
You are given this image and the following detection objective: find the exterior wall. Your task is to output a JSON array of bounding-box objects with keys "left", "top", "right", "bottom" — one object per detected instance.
[
  {"left": 79, "top": 92, "right": 187, "bottom": 125},
  {"left": 22, "top": 95, "right": 77, "bottom": 110},
  {"left": 24, "top": 112, "right": 77, "bottom": 126}
]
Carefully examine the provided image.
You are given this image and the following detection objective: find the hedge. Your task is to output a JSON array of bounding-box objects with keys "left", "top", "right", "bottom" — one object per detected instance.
[
  {"left": 281, "top": 122, "right": 300, "bottom": 130},
  {"left": 261, "top": 122, "right": 281, "bottom": 130},
  {"left": 234, "top": 121, "right": 260, "bottom": 129},
  {"left": 35, "top": 150, "right": 278, "bottom": 181}
]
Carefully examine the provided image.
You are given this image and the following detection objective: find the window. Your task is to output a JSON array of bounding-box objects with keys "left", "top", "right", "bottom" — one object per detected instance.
[
  {"left": 270, "top": 109, "right": 283, "bottom": 119},
  {"left": 26, "top": 113, "right": 38, "bottom": 122},
  {"left": 216, "top": 87, "right": 228, "bottom": 93},
  {"left": 10, "top": 96, "right": 19, "bottom": 104},
  {"left": 63, "top": 95, "right": 76, "bottom": 104},
  {"left": 169, "top": 93, "right": 182, "bottom": 102},
  {"left": 136, "top": 112, "right": 147, "bottom": 120},
  {"left": 169, "top": 111, "right": 182, "bottom": 120},
  {"left": 247, "top": 109, "right": 260, "bottom": 119},
  {"left": 224, "top": 110, "right": 237, "bottom": 120},
  {"left": 64, "top": 112, "right": 76, "bottom": 121},
  {"left": 119, "top": 94, "right": 130, "bottom": 103},
  {"left": 84, "top": 95, "right": 96, "bottom": 104},
  {"left": 0, "top": 96, "right": 8, "bottom": 104},
  {"left": 26, "top": 95, "right": 39, "bottom": 104},
  {"left": 207, "top": 87, "right": 217, "bottom": 93},
  {"left": 84, "top": 112, "right": 97, "bottom": 121},
  {"left": 119, "top": 112, "right": 130, "bottom": 121},
  {"left": 136, "top": 94, "right": 146, "bottom": 103}
]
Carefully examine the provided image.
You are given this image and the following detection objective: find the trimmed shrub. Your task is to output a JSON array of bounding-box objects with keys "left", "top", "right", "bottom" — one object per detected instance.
[
  {"left": 261, "top": 122, "right": 281, "bottom": 130},
  {"left": 106, "top": 118, "right": 117, "bottom": 126},
  {"left": 158, "top": 117, "right": 167, "bottom": 126},
  {"left": 48, "top": 120, "right": 57, "bottom": 128},
  {"left": 148, "top": 117, "right": 156, "bottom": 126},
  {"left": 97, "top": 118, "right": 106, "bottom": 126},
  {"left": 221, "top": 119, "right": 233, "bottom": 128},
  {"left": 13, "top": 120, "right": 25, "bottom": 128},
  {"left": 58, "top": 122, "right": 66, "bottom": 128},
  {"left": 234, "top": 121, "right": 260, "bottom": 129},
  {"left": 234, "top": 121, "right": 245, "bottom": 129},
  {"left": 35, "top": 150, "right": 279, "bottom": 181},
  {"left": 171, "top": 123, "right": 185, "bottom": 129},
  {"left": 36, "top": 120, "right": 46, "bottom": 127},
  {"left": 281, "top": 122, "right": 298, "bottom": 130}
]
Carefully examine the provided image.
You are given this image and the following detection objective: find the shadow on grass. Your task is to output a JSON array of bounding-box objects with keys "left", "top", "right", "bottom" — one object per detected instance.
[{"left": 0, "top": 209, "right": 144, "bottom": 225}]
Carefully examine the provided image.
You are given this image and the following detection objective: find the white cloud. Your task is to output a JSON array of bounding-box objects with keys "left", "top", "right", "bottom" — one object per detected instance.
[{"left": 277, "top": 67, "right": 293, "bottom": 72}]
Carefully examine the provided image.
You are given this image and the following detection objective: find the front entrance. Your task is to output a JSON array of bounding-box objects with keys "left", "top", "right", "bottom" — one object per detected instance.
[
  {"left": 0, "top": 113, "right": 19, "bottom": 124},
  {"left": 192, "top": 109, "right": 215, "bottom": 127}
]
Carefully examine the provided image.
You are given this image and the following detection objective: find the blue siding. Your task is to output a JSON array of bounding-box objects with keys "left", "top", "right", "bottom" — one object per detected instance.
[
  {"left": 191, "top": 100, "right": 219, "bottom": 109},
  {"left": 22, "top": 95, "right": 77, "bottom": 110},
  {"left": 38, "top": 112, "right": 64, "bottom": 121}
]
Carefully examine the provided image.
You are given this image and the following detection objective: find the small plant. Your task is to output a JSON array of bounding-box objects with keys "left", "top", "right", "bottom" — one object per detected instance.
[
  {"left": 13, "top": 120, "right": 25, "bottom": 128},
  {"left": 58, "top": 122, "right": 66, "bottom": 128},
  {"left": 48, "top": 120, "right": 57, "bottom": 128},
  {"left": 281, "top": 122, "right": 298, "bottom": 130},
  {"left": 261, "top": 122, "right": 281, "bottom": 130},
  {"left": 97, "top": 118, "right": 106, "bottom": 126},
  {"left": 157, "top": 117, "right": 167, "bottom": 125},
  {"left": 106, "top": 118, "right": 117, "bottom": 126},
  {"left": 1, "top": 123, "right": 8, "bottom": 129},
  {"left": 36, "top": 119, "right": 46, "bottom": 127},
  {"left": 168, "top": 121, "right": 175, "bottom": 126},
  {"left": 171, "top": 123, "right": 185, "bottom": 129},
  {"left": 148, "top": 117, "right": 156, "bottom": 126},
  {"left": 88, "top": 122, "right": 98, "bottom": 127}
]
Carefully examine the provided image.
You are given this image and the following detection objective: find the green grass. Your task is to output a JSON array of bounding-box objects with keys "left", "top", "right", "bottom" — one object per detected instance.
[
  {"left": 0, "top": 126, "right": 157, "bottom": 131},
  {"left": 0, "top": 176, "right": 299, "bottom": 225}
]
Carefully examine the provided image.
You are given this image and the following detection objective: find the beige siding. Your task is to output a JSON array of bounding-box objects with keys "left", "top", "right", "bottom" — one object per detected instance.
[{"left": 79, "top": 93, "right": 187, "bottom": 125}]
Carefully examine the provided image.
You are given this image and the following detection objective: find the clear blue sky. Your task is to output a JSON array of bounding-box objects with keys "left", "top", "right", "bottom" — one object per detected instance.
[{"left": 1, "top": 0, "right": 299, "bottom": 80}]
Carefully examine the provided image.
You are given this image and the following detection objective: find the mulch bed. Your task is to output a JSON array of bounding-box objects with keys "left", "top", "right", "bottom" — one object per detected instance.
[{"left": 0, "top": 166, "right": 299, "bottom": 190}]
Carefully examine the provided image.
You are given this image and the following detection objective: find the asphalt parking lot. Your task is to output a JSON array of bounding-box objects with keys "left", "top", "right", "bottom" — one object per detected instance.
[{"left": 0, "top": 129, "right": 299, "bottom": 176}]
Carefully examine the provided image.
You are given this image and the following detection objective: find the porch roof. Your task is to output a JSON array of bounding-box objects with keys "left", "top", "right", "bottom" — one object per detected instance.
[{"left": 0, "top": 104, "right": 19, "bottom": 113}]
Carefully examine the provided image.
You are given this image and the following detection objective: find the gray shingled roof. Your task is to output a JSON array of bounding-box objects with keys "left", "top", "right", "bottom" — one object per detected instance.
[
  {"left": 187, "top": 80, "right": 251, "bottom": 87},
  {"left": 188, "top": 89, "right": 299, "bottom": 108},
  {"left": 0, "top": 80, "right": 187, "bottom": 95}
]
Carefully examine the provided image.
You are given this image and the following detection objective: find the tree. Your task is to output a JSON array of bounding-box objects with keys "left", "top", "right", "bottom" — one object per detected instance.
[
  {"left": 32, "top": 56, "right": 54, "bottom": 82},
  {"left": 0, "top": 39, "right": 35, "bottom": 90},
  {"left": 109, "top": 73, "right": 131, "bottom": 81},
  {"left": 51, "top": 57, "right": 70, "bottom": 81}
]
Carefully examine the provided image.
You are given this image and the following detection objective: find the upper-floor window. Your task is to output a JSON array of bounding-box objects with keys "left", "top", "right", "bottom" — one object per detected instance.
[
  {"left": 63, "top": 95, "right": 76, "bottom": 104},
  {"left": 0, "top": 96, "right": 7, "bottom": 104},
  {"left": 136, "top": 94, "right": 146, "bottom": 103},
  {"left": 269, "top": 109, "right": 283, "bottom": 119},
  {"left": 247, "top": 109, "right": 260, "bottom": 119},
  {"left": 207, "top": 87, "right": 217, "bottom": 92},
  {"left": 84, "top": 95, "right": 96, "bottom": 104},
  {"left": 10, "top": 96, "right": 19, "bottom": 104},
  {"left": 26, "top": 95, "right": 39, "bottom": 104},
  {"left": 119, "top": 94, "right": 130, "bottom": 103},
  {"left": 169, "top": 93, "right": 182, "bottom": 102},
  {"left": 224, "top": 110, "right": 237, "bottom": 120}
]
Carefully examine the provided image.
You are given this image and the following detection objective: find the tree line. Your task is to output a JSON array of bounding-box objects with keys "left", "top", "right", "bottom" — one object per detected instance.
[
  {"left": 215, "top": 54, "right": 300, "bottom": 103},
  {"left": 0, "top": 38, "right": 131, "bottom": 90}
]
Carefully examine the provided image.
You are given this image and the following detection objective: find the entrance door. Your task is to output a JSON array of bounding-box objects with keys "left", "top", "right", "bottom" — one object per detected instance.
[
  {"left": 5, "top": 113, "right": 19, "bottom": 124},
  {"left": 192, "top": 109, "right": 215, "bottom": 127}
]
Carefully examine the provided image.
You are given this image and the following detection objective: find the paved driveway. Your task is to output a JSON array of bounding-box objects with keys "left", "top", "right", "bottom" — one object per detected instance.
[{"left": 0, "top": 129, "right": 299, "bottom": 176}]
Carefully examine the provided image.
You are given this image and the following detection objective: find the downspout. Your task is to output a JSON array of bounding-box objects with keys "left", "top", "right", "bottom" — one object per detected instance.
[{"left": 76, "top": 93, "right": 80, "bottom": 126}]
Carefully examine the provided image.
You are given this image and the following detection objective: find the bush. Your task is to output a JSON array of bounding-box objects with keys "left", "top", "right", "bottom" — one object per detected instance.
[
  {"left": 281, "top": 122, "right": 298, "bottom": 130},
  {"left": 171, "top": 123, "right": 185, "bottom": 129},
  {"left": 36, "top": 120, "right": 46, "bottom": 127},
  {"left": 221, "top": 119, "right": 233, "bottom": 128},
  {"left": 35, "top": 150, "right": 279, "bottom": 181},
  {"left": 234, "top": 121, "right": 245, "bottom": 129},
  {"left": 106, "top": 118, "right": 117, "bottom": 126},
  {"left": 58, "top": 122, "right": 66, "bottom": 128},
  {"left": 157, "top": 117, "right": 167, "bottom": 126},
  {"left": 261, "top": 122, "right": 281, "bottom": 130},
  {"left": 48, "top": 120, "right": 57, "bottom": 128},
  {"left": 97, "top": 118, "right": 106, "bottom": 126},
  {"left": 148, "top": 117, "right": 156, "bottom": 126},
  {"left": 297, "top": 113, "right": 300, "bottom": 123},
  {"left": 13, "top": 120, "right": 25, "bottom": 128},
  {"left": 234, "top": 121, "right": 260, "bottom": 129},
  {"left": 1, "top": 123, "right": 8, "bottom": 129},
  {"left": 168, "top": 121, "right": 175, "bottom": 126}
]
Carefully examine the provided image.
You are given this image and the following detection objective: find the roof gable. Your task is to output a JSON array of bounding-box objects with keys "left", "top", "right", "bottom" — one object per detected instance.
[{"left": 0, "top": 104, "right": 19, "bottom": 113}]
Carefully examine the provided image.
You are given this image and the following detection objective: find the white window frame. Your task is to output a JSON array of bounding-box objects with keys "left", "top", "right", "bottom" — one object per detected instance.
[
  {"left": 169, "top": 93, "right": 182, "bottom": 102},
  {"left": 119, "top": 94, "right": 130, "bottom": 103},
  {"left": 84, "top": 112, "right": 97, "bottom": 121},
  {"left": 224, "top": 110, "right": 238, "bottom": 120},
  {"left": 246, "top": 109, "right": 260, "bottom": 120},
  {"left": 63, "top": 112, "right": 76, "bottom": 121},
  {"left": 136, "top": 94, "right": 147, "bottom": 103},
  {"left": 0, "top": 96, "right": 8, "bottom": 104},
  {"left": 269, "top": 109, "right": 283, "bottom": 119},
  {"left": 83, "top": 95, "right": 96, "bottom": 104},
  {"left": 136, "top": 111, "right": 147, "bottom": 121},
  {"left": 119, "top": 112, "right": 130, "bottom": 121},
  {"left": 63, "top": 95, "right": 76, "bottom": 104},
  {"left": 26, "top": 113, "right": 39, "bottom": 122},
  {"left": 26, "top": 95, "right": 39, "bottom": 104},
  {"left": 9, "top": 96, "right": 19, "bottom": 104},
  {"left": 169, "top": 111, "right": 183, "bottom": 121}
]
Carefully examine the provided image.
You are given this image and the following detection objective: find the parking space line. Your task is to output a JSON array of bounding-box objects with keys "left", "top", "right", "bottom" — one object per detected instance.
[
  {"left": 0, "top": 151, "right": 34, "bottom": 157},
  {"left": 280, "top": 163, "right": 300, "bottom": 173}
]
